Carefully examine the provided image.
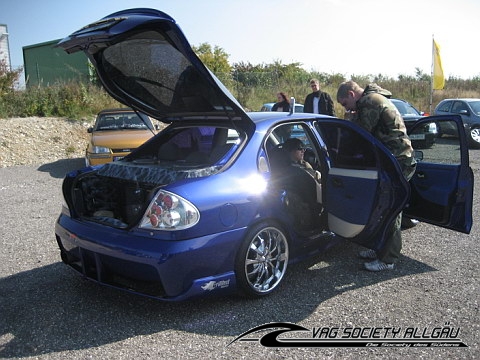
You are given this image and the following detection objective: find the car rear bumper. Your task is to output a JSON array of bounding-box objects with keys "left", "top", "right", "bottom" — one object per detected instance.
[{"left": 55, "top": 214, "right": 245, "bottom": 301}]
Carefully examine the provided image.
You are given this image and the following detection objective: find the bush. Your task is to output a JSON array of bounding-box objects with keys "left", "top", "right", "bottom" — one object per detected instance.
[
  {"left": 1, "top": 71, "right": 479, "bottom": 119},
  {"left": 0, "top": 82, "right": 122, "bottom": 119}
]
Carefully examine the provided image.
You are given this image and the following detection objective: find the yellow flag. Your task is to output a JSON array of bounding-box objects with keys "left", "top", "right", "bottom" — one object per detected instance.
[{"left": 433, "top": 40, "right": 445, "bottom": 90}]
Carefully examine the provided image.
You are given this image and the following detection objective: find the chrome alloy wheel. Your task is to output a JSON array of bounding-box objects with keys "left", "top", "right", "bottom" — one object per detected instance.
[{"left": 236, "top": 224, "right": 289, "bottom": 297}]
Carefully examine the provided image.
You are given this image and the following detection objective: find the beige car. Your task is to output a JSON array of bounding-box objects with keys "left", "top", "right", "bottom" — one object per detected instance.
[{"left": 86, "top": 108, "right": 157, "bottom": 166}]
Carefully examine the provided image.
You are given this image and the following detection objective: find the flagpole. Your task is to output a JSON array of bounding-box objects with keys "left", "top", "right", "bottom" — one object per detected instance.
[{"left": 430, "top": 35, "right": 434, "bottom": 115}]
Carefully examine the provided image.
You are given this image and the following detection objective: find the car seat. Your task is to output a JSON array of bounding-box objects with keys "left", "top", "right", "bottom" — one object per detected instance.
[{"left": 268, "top": 145, "right": 322, "bottom": 230}]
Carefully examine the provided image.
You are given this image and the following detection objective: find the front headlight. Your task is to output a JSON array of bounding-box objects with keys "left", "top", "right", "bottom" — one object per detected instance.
[
  {"left": 140, "top": 190, "right": 200, "bottom": 231},
  {"left": 91, "top": 146, "right": 111, "bottom": 154}
]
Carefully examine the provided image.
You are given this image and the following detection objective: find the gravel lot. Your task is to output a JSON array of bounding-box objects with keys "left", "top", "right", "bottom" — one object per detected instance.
[
  {"left": 0, "top": 117, "right": 91, "bottom": 168},
  {"left": 0, "top": 118, "right": 478, "bottom": 359}
]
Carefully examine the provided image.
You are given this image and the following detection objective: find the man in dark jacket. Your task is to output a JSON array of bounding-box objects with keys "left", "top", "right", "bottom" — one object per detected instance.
[
  {"left": 304, "top": 79, "right": 336, "bottom": 116},
  {"left": 336, "top": 81, "right": 416, "bottom": 272}
]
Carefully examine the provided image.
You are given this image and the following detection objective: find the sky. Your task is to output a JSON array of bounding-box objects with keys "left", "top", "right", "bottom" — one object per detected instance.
[{"left": 1, "top": 0, "right": 479, "bottom": 81}]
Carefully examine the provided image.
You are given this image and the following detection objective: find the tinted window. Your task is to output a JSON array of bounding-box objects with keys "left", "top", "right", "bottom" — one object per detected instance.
[
  {"left": 100, "top": 31, "right": 228, "bottom": 115},
  {"left": 130, "top": 126, "right": 241, "bottom": 166},
  {"left": 315, "top": 122, "right": 376, "bottom": 169},
  {"left": 396, "top": 102, "right": 420, "bottom": 116},
  {"left": 452, "top": 101, "right": 468, "bottom": 113},
  {"left": 467, "top": 100, "right": 480, "bottom": 114},
  {"left": 270, "top": 123, "right": 312, "bottom": 147},
  {"left": 392, "top": 100, "right": 421, "bottom": 116},
  {"left": 437, "top": 101, "right": 453, "bottom": 113}
]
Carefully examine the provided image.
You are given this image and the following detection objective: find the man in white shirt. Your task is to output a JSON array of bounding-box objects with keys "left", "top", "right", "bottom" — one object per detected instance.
[{"left": 303, "top": 79, "right": 335, "bottom": 116}]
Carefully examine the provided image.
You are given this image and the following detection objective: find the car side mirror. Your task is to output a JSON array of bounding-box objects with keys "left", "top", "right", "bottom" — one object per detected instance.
[
  {"left": 459, "top": 109, "right": 469, "bottom": 116},
  {"left": 87, "top": 127, "right": 93, "bottom": 133},
  {"left": 414, "top": 150, "right": 423, "bottom": 161}
]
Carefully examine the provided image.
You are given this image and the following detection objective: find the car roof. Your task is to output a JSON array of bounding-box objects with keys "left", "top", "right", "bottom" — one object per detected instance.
[
  {"left": 247, "top": 111, "right": 321, "bottom": 126},
  {"left": 98, "top": 108, "right": 136, "bottom": 114},
  {"left": 439, "top": 98, "right": 480, "bottom": 102}
]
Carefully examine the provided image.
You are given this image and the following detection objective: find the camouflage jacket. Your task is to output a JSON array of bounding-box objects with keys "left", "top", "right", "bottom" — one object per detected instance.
[{"left": 352, "top": 84, "right": 415, "bottom": 176}]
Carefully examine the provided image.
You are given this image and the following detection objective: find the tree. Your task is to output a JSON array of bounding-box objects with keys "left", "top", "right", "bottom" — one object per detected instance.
[
  {"left": 192, "top": 43, "right": 231, "bottom": 75},
  {"left": 0, "top": 58, "right": 22, "bottom": 95}
]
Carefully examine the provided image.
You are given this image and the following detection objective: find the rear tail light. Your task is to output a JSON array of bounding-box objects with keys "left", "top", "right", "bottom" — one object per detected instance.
[{"left": 140, "top": 190, "right": 199, "bottom": 230}]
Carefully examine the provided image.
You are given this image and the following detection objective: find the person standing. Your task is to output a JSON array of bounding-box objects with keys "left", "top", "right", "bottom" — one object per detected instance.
[
  {"left": 336, "top": 80, "right": 416, "bottom": 272},
  {"left": 271, "top": 92, "right": 290, "bottom": 112},
  {"left": 304, "top": 79, "right": 336, "bottom": 116}
]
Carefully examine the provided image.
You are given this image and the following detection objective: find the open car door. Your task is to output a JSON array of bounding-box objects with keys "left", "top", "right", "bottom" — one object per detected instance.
[
  {"left": 315, "top": 120, "right": 410, "bottom": 251},
  {"left": 404, "top": 115, "right": 473, "bottom": 233}
]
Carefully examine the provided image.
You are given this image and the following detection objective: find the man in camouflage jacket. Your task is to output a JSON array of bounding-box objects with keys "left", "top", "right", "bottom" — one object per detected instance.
[{"left": 336, "top": 81, "right": 416, "bottom": 271}]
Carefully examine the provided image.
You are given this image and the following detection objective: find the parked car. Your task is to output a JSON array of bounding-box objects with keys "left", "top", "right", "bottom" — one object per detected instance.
[
  {"left": 434, "top": 98, "right": 480, "bottom": 148},
  {"left": 261, "top": 102, "right": 304, "bottom": 113},
  {"left": 390, "top": 98, "right": 437, "bottom": 149},
  {"left": 54, "top": 8, "right": 473, "bottom": 301},
  {"left": 86, "top": 108, "right": 158, "bottom": 166}
]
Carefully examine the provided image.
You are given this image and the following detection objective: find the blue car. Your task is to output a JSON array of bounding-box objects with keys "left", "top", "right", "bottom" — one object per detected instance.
[{"left": 55, "top": 8, "right": 473, "bottom": 301}]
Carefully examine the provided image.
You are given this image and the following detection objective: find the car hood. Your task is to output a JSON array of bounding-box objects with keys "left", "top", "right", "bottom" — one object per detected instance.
[{"left": 57, "top": 8, "right": 250, "bottom": 126}]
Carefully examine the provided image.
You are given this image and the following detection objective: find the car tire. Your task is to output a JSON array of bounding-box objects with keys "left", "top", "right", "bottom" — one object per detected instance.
[
  {"left": 467, "top": 127, "right": 480, "bottom": 149},
  {"left": 235, "top": 222, "right": 289, "bottom": 298}
]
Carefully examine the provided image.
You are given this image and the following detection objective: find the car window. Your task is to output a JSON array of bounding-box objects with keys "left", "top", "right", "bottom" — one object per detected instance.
[
  {"left": 315, "top": 122, "right": 376, "bottom": 169},
  {"left": 95, "top": 113, "right": 150, "bottom": 131},
  {"left": 392, "top": 101, "right": 407, "bottom": 115},
  {"left": 418, "top": 120, "right": 461, "bottom": 165},
  {"left": 391, "top": 100, "right": 420, "bottom": 116},
  {"left": 452, "top": 101, "right": 468, "bottom": 113},
  {"left": 469, "top": 100, "right": 480, "bottom": 114},
  {"left": 402, "top": 103, "right": 420, "bottom": 116},
  {"left": 101, "top": 34, "right": 227, "bottom": 115},
  {"left": 155, "top": 126, "right": 240, "bottom": 165},
  {"left": 437, "top": 101, "right": 453, "bottom": 113},
  {"left": 270, "top": 123, "right": 312, "bottom": 146},
  {"left": 266, "top": 123, "right": 320, "bottom": 172}
]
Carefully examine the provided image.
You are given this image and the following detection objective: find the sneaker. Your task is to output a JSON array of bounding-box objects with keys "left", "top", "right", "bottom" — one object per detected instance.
[
  {"left": 364, "top": 259, "right": 395, "bottom": 272},
  {"left": 359, "top": 249, "right": 377, "bottom": 260}
]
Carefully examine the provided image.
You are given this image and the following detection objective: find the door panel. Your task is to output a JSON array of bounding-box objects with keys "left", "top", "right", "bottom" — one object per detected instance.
[
  {"left": 326, "top": 168, "right": 378, "bottom": 237},
  {"left": 315, "top": 120, "right": 409, "bottom": 249},
  {"left": 405, "top": 116, "right": 473, "bottom": 233}
]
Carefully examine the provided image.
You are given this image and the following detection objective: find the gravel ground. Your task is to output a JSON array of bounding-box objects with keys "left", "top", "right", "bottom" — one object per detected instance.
[
  {"left": 0, "top": 117, "right": 478, "bottom": 359},
  {"left": 0, "top": 117, "right": 91, "bottom": 168}
]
